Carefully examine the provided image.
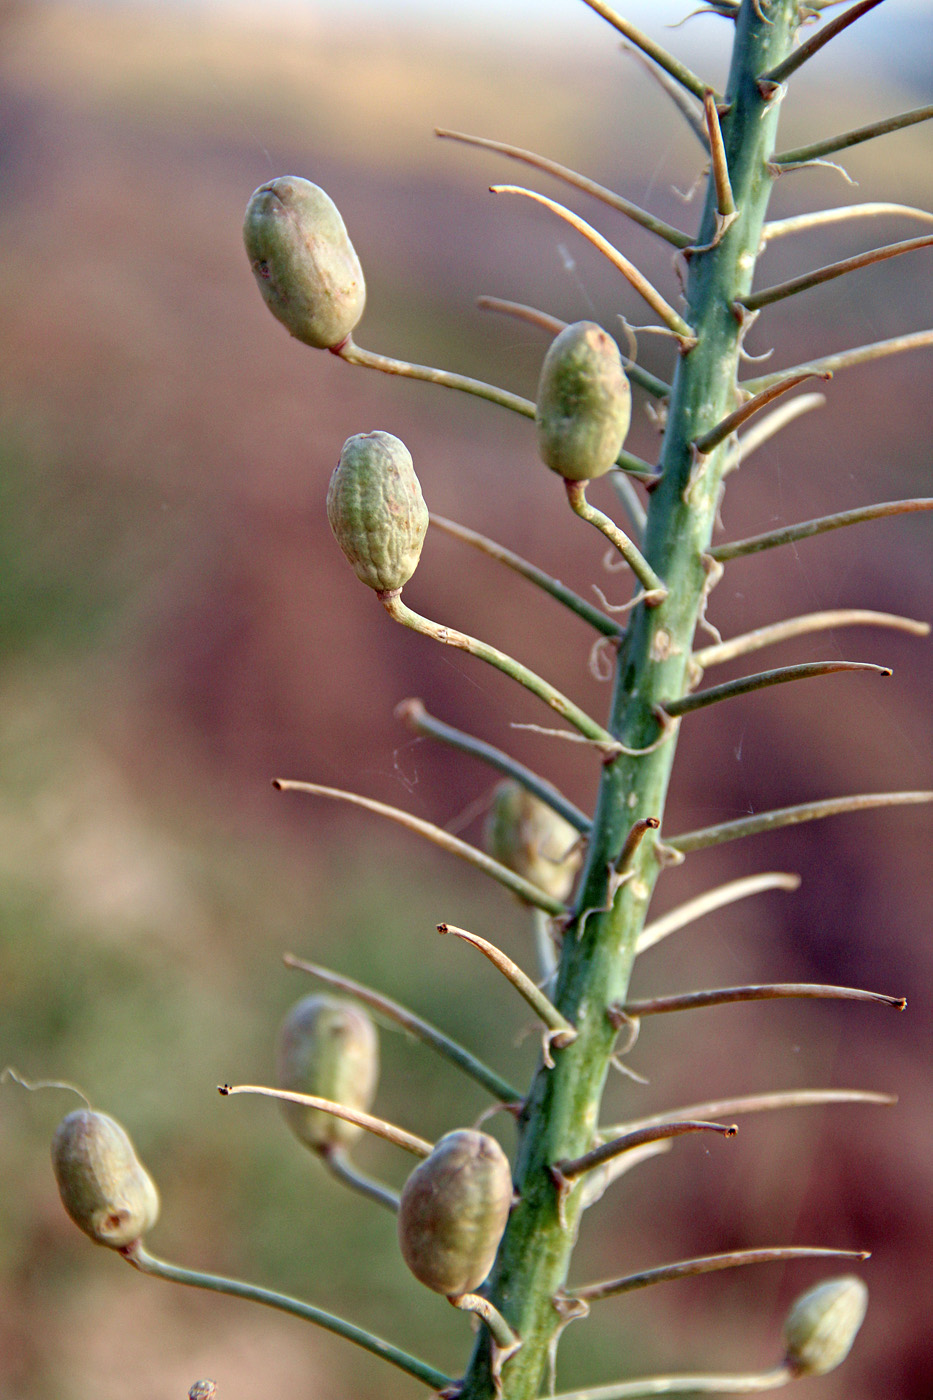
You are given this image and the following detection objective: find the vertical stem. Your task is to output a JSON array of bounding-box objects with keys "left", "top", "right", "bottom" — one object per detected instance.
[{"left": 458, "top": 7, "right": 802, "bottom": 1398}]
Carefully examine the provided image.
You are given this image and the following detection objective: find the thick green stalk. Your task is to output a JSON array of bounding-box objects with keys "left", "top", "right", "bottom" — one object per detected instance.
[{"left": 459, "top": 7, "right": 801, "bottom": 1398}]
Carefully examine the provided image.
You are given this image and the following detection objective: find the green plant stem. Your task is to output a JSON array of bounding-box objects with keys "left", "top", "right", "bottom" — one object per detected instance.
[
  {"left": 122, "top": 1243, "right": 451, "bottom": 1390},
  {"left": 580, "top": 0, "right": 715, "bottom": 100},
  {"left": 436, "top": 129, "right": 691, "bottom": 248},
  {"left": 429, "top": 514, "right": 622, "bottom": 637},
  {"left": 663, "top": 660, "right": 890, "bottom": 716},
  {"left": 609, "top": 1089, "right": 897, "bottom": 1137},
  {"left": 773, "top": 103, "right": 933, "bottom": 167},
  {"left": 282, "top": 953, "right": 522, "bottom": 1102},
  {"left": 741, "top": 329, "right": 933, "bottom": 392},
  {"left": 693, "top": 610, "right": 930, "bottom": 669},
  {"left": 710, "top": 498, "right": 933, "bottom": 560},
  {"left": 272, "top": 779, "right": 567, "bottom": 914},
  {"left": 636, "top": 872, "right": 801, "bottom": 954},
  {"left": 564, "top": 481, "right": 667, "bottom": 598},
  {"left": 459, "top": 11, "right": 809, "bottom": 1397},
  {"left": 570, "top": 1246, "right": 869, "bottom": 1302},
  {"left": 323, "top": 1148, "right": 400, "bottom": 1213},
  {"left": 381, "top": 591, "right": 620, "bottom": 754},
  {"left": 219, "top": 1084, "right": 435, "bottom": 1156},
  {"left": 490, "top": 185, "right": 696, "bottom": 343},
  {"left": 739, "top": 234, "right": 933, "bottom": 312},
  {"left": 761, "top": 0, "right": 886, "bottom": 86},
  {"left": 622, "top": 983, "right": 906, "bottom": 1016},
  {"left": 669, "top": 791, "right": 933, "bottom": 854}
]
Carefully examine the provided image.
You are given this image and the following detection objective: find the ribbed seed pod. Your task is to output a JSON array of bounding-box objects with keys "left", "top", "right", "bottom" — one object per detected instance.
[
  {"left": 326, "top": 431, "right": 429, "bottom": 594},
  {"left": 484, "top": 780, "right": 581, "bottom": 902},
  {"left": 51, "top": 1109, "right": 160, "bottom": 1249},
  {"left": 783, "top": 1276, "right": 869, "bottom": 1377},
  {"left": 398, "top": 1129, "right": 512, "bottom": 1297},
  {"left": 243, "top": 176, "right": 366, "bottom": 349},
  {"left": 535, "top": 321, "right": 631, "bottom": 481},
  {"left": 276, "top": 994, "right": 379, "bottom": 1152}
]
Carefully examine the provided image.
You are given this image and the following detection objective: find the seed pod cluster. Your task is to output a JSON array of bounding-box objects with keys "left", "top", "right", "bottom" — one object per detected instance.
[
  {"left": 326, "top": 431, "right": 429, "bottom": 594},
  {"left": 484, "top": 780, "right": 581, "bottom": 902},
  {"left": 783, "top": 1275, "right": 869, "bottom": 1377},
  {"left": 398, "top": 1129, "right": 512, "bottom": 1297},
  {"left": 243, "top": 176, "right": 366, "bottom": 350},
  {"left": 51, "top": 1109, "right": 160, "bottom": 1249},
  {"left": 535, "top": 321, "right": 631, "bottom": 481},
  {"left": 276, "top": 994, "right": 380, "bottom": 1152}
]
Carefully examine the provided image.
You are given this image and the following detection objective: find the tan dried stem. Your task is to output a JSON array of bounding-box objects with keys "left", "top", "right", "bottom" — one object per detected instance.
[
  {"left": 570, "top": 1246, "right": 869, "bottom": 1303},
  {"left": 669, "top": 791, "right": 933, "bottom": 853},
  {"left": 741, "top": 329, "right": 933, "bottom": 392},
  {"left": 621, "top": 983, "right": 906, "bottom": 1017},
  {"left": 694, "top": 373, "right": 824, "bottom": 454},
  {"left": 609, "top": 1089, "right": 897, "bottom": 1137},
  {"left": 722, "top": 394, "right": 827, "bottom": 473},
  {"left": 709, "top": 498, "right": 933, "bottom": 561},
  {"left": 761, "top": 0, "right": 887, "bottom": 86},
  {"left": 694, "top": 610, "right": 930, "bottom": 669},
  {"left": 740, "top": 234, "right": 933, "bottom": 312},
  {"left": 637, "top": 872, "right": 800, "bottom": 954},
  {"left": 761, "top": 203, "right": 933, "bottom": 246},
  {"left": 218, "top": 1084, "right": 434, "bottom": 1157}
]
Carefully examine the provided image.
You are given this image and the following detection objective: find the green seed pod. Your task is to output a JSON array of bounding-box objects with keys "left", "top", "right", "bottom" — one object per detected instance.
[
  {"left": 535, "top": 321, "right": 631, "bottom": 481},
  {"left": 783, "top": 1275, "right": 869, "bottom": 1377},
  {"left": 243, "top": 176, "right": 366, "bottom": 350},
  {"left": 484, "top": 780, "right": 581, "bottom": 901},
  {"left": 276, "top": 994, "right": 379, "bottom": 1152},
  {"left": 51, "top": 1109, "right": 160, "bottom": 1249},
  {"left": 326, "top": 431, "right": 429, "bottom": 594},
  {"left": 398, "top": 1129, "right": 512, "bottom": 1297}
]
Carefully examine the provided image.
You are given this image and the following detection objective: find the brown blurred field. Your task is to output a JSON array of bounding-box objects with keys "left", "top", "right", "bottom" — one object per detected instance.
[{"left": 0, "top": 3, "right": 930, "bottom": 1399}]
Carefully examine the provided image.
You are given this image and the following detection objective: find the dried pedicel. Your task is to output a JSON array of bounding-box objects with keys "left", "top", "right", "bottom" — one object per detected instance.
[
  {"left": 243, "top": 177, "right": 366, "bottom": 349},
  {"left": 398, "top": 1129, "right": 512, "bottom": 1296},
  {"left": 51, "top": 1109, "right": 160, "bottom": 1248},
  {"left": 536, "top": 321, "right": 631, "bottom": 481},
  {"left": 783, "top": 1275, "right": 869, "bottom": 1376},
  {"left": 484, "top": 780, "right": 581, "bottom": 902},
  {"left": 276, "top": 994, "right": 379, "bottom": 1151},
  {"left": 327, "top": 431, "right": 429, "bottom": 594}
]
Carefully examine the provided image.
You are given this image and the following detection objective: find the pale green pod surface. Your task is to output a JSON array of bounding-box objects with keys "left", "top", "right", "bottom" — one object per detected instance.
[
  {"left": 326, "top": 431, "right": 429, "bottom": 593},
  {"left": 398, "top": 1129, "right": 512, "bottom": 1297},
  {"left": 51, "top": 1109, "right": 160, "bottom": 1249},
  {"left": 484, "top": 780, "right": 581, "bottom": 902},
  {"left": 535, "top": 321, "right": 632, "bottom": 481},
  {"left": 275, "top": 994, "right": 379, "bottom": 1152},
  {"left": 783, "top": 1275, "right": 869, "bottom": 1377},
  {"left": 243, "top": 176, "right": 366, "bottom": 349}
]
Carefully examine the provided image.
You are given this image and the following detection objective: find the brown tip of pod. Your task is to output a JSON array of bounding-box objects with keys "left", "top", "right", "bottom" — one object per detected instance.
[
  {"left": 398, "top": 1129, "right": 513, "bottom": 1296},
  {"left": 535, "top": 321, "right": 631, "bottom": 481},
  {"left": 243, "top": 176, "right": 366, "bottom": 349},
  {"left": 51, "top": 1109, "right": 160, "bottom": 1249},
  {"left": 326, "top": 431, "right": 429, "bottom": 593},
  {"left": 275, "top": 994, "right": 380, "bottom": 1152},
  {"left": 783, "top": 1275, "right": 869, "bottom": 1377}
]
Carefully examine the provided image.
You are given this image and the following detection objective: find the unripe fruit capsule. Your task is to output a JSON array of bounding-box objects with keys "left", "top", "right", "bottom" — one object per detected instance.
[
  {"left": 783, "top": 1275, "right": 868, "bottom": 1377},
  {"left": 535, "top": 321, "right": 631, "bottom": 481},
  {"left": 398, "top": 1129, "right": 512, "bottom": 1296},
  {"left": 243, "top": 176, "right": 366, "bottom": 350},
  {"left": 276, "top": 994, "right": 379, "bottom": 1152},
  {"left": 484, "top": 780, "right": 581, "bottom": 902},
  {"left": 51, "top": 1109, "right": 160, "bottom": 1249},
  {"left": 326, "top": 431, "right": 429, "bottom": 594}
]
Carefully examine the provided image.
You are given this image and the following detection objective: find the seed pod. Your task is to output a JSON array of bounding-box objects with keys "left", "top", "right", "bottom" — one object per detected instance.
[
  {"left": 398, "top": 1129, "right": 512, "bottom": 1296},
  {"left": 484, "top": 780, "right": 581, "bottom": 902},
  {"left": 783, "top": 1275, "right": 868, "bottom": 1377},
  {"left": 243, "top": 176, "right": 366, "bottom": 349},
  {"left": 276, "top": 994, "right": 379, "bottom": 1152},
  {"left": 51, "top": 1109, "right": 160, "bottom": 1249},
  {"left": 535, "top": 321, "right": 631, "bottom": 481},
  {"left": 326, "top": 431, "right": 429, "bottom": 593}
]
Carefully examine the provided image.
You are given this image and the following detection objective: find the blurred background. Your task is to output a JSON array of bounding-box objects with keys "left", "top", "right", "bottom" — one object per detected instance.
[{"left": 0, "top": 2, "right": 930, "bottom": 1398}]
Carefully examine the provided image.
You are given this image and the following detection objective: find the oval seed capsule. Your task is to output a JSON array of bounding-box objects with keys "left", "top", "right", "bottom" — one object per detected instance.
[
  {"left": 398, "top": 1129, "right": 513, "bottom": 1296},
  {"left": 484, "top": 780, "right": 581, "bottom": 902},
  {"left": 51, "top": 1109, "right": 160, "bottom": 1249},
  {"left": 535, "top": 321, "right": 631, "bottom": 481},
  {"left": 326, "top": 431, "right": 429, "bottom": 594},
  {"left": 276, "top": 994, "right": 379, "bottom": 1152},
  {"left": 243, "top": 176, "right": 366, "bottom": 349},
  {"left": 783, "top": 1275, "right": 869, "bottom": 1377}
]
